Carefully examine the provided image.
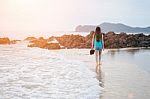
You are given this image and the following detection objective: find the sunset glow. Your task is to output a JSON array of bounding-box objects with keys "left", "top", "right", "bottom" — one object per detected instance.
[{"left": 0, "top": 0, "right": 150, "bottom": 39}]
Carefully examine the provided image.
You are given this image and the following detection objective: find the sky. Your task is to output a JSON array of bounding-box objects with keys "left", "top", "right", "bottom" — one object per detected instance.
[{"left": 0, "top": 0, "right": 150, "bottom": 39}]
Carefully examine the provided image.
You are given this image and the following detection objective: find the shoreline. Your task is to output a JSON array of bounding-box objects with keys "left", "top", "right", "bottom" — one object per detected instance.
[{"left": 0, "top": 42, "right": 150, "bottom": 99}]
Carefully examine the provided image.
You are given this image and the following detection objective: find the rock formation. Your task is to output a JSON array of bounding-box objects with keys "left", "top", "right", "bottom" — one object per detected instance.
[
  {"left": 26, "top": 32, "right": 150, "bottom": 49},
  {"left": 27, "top": 37, "right": 61, "bottom": 49},
  {"left": 56, "top": 34, "right": 86, "bottom": 48},
  {"left": 0, "top": 38, "right": 10, "bottom": 44},
  {"left": 104, "top": 32, "right": 150, "bottom": 48},
  {"left": 0, "top": 38, "right": 21, "bottom": 45},
  {"left": 25, "top": 37, "right": 37, "bottom": 41}
]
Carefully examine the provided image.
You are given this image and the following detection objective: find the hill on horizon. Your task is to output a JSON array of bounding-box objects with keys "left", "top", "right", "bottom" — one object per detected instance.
[{"left": 75, "top": 22, "right": 150, "bottom": 33}]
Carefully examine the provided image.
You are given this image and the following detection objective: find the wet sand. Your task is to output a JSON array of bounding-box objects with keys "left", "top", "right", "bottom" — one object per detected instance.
[{"left": 56, "top": 48, "right": 150, "bottom": 99}]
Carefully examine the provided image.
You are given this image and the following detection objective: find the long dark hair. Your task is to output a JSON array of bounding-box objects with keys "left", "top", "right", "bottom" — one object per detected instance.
[{"left": 95, "top": 26, "right": 102, "bottom": 41}]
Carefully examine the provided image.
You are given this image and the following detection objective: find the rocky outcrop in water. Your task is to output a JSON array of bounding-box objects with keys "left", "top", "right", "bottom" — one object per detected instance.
[
  {"left": 0, "top": 38, "right": 20, "bottom": 44},
  {"left": 27, "top": 37, "right": 61, "bottom": 49},
  {"left": 26, "top": 32, "right": 150, "bottom": 49},
  {"left": 0, "top": 38, "right": 10, "bottom": 44},
  {"left": 104, "top": 32, "right": 150, "bottom": 48},
  {"left": 25, "top": 37, "right": 37, "bottom": 41},
  {"left": 55, "top": 34, "right": 86, "bottom": 48},
  {"left": 46, "top": 43, "right": 61, "bottom": 50}
]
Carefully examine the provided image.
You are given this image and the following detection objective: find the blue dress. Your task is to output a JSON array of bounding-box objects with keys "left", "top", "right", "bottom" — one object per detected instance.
[{"left": 94, "top": 39, "right": 103, "bottom": 50}]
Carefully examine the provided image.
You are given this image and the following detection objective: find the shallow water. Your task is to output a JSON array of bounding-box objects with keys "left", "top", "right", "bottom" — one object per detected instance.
[
  {"left": 0, "top": 42, "right": 101, "bottom": 99},
  {"left": 1, "top": 42, "right": 150, "bottom": 99},
  {"left": 101, "top": 48, "right": 150, "bottom": 99},
  {"left": 56, "top": 48, "right": 150, "bottom": 99}
]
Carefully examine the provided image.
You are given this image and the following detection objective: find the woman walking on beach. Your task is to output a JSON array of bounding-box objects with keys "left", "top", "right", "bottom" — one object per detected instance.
[{"left": 91, "top": 27, "right": 104, "bottom": 68}]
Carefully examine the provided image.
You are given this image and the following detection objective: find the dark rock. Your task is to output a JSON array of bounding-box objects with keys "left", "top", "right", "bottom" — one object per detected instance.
[
  {"left": 27, "top": 32, "right": 150, "bottom": 49},
  {"left": 56, "top": 34, "right": 86, "bottom": 48},
  {"left": 85, "top": 31, "right": 95, "bottom": 48},
  {"left": 28, "top": 37, "right": 61, "bottom": 49},
  {"left": 38, "top": 37, "right": 44, "bottom": 40},
  {"left": 107, "top": 31, "right": 115, "bottom": 36},
  {"left": 28, "top": 39, "right": 47, "bottom": 48},
  {"left": 0, "top": 38, "right": 10, "bottom": 44},
  {"left": 46, "top": 43, "right": 61, "bottom": 50},
  {"left": 47, "top": 36, "right": 56, "bottom": 42},
  {"left": 25, "top": 37, "right": 37, "bottom": 41}
]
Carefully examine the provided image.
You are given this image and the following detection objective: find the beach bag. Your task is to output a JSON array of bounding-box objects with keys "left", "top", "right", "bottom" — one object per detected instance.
[{"left": 90, "top": 49, "right": 95, "bottom": 55}]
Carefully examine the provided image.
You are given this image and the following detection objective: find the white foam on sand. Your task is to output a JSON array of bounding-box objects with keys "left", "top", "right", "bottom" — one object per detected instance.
[{"left": 0, "top": 43, "right": 102, "bottom": 99}]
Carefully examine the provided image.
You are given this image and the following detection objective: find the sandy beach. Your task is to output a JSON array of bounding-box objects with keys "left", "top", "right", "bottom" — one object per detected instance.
[{"left": 58, "top": 48, "right": 150, "bottom": 99}]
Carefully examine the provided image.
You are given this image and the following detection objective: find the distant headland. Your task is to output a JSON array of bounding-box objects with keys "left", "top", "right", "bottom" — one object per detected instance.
[{"left": 75, "top": 22, "right": 150, "bottom": 33}]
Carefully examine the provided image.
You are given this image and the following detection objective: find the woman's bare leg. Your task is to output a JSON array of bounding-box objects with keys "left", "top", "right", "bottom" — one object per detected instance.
[
  {"left": 95, "top": 50, "right": 99, "bottom": 72},
  {"left": 99, "top": 50, "right": 102, "bottom": 65}
]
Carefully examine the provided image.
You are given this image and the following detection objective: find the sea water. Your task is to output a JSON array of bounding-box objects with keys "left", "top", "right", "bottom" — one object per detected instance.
[
  {"left": 0, "top": 42, "right": 102, "bottom": 99},
  {"left": 1, "top": 41, "right": 150, "bottom": 99},
  {"left": 55, "top": 48, "right": 150, "bottom": 99},
  {"left": 101, "top": 48, "right": 150, "bottom": 99}
]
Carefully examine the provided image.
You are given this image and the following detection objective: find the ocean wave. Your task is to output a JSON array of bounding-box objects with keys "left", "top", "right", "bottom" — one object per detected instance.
[{"left": 0, "top": 43, "right": 102, "bottom": 99}]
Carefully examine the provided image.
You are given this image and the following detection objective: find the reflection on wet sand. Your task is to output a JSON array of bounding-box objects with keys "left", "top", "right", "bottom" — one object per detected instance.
[
  {"left": 109, "top": 48, "right": 141, "bottom": 56},
  {"left": 96, "top": 64, "right": 104, "bottom": 87},
  {"left": 108, "top": 48, "right": 142, "bottom": 59},
  {"left": 99, "top": 48, "right": 150, "bottom": 99}
]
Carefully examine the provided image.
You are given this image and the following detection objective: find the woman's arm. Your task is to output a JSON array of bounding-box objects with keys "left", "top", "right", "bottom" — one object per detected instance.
[
  {"left": 91, "top": 32, "right": 95, "bottom": 49},
  {"left": 102, "top": 33, "right": 105, "bottom": 51}
]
